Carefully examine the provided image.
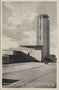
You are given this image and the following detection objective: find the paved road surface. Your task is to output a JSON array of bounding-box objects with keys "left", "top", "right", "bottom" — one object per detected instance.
[{"left": 2, "top": 62, "right": 56, "bottom": 88}]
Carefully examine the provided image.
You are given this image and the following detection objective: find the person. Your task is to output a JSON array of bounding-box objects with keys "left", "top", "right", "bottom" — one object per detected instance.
[
  {"left": 28, "top": 52, "right": 30, "bottom": 56},
  {"left": 44, "top": 56, "right": 48, "bottom": 64}
]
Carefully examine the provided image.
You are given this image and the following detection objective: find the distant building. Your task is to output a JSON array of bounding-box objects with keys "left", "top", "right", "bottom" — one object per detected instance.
[{"left": 2, "top": 54, "right": 10, "bottom": 64}]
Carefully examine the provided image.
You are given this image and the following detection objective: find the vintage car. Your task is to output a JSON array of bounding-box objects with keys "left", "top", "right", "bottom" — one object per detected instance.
[{"left": 42, "top": 54, "right": 57, "bottom": 62}]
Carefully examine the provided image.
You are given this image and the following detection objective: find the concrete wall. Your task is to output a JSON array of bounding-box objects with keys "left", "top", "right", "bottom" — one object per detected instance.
[
  {"left": 2, "top": 50, "right": 13, "bottom": 55},
  {"left": 20, "top": 49, "right": 41, "bottom": 61}
]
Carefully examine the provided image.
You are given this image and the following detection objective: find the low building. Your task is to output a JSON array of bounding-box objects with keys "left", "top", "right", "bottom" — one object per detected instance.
[{"left": 2, "top": 55, "right": 10, "bottom": 64}]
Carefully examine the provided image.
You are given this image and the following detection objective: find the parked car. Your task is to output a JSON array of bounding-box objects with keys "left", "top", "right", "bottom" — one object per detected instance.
[
  {"left": 49, "top": 55, "right": 57, "bottom": 61},
  {"left": 42, "top": 54, "right": 57, "bottom": 62}
]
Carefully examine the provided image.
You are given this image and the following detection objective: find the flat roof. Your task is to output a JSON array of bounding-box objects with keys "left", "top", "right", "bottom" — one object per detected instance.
[{"left": 20, "top": 45, "right": 42, "bottom": 50}]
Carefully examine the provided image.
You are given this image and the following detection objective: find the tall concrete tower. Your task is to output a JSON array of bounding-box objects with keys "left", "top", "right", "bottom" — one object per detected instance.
[{"left": 37, "top": 14, "right": 50, "bottom": 60}]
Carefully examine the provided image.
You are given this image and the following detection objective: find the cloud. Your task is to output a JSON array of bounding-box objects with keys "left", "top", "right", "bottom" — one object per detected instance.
[
  {"left": 2, "top": 36, "right": 19, "bottom": 49},
  {"left": 3, "top": 2, "right": 15, "bottom": 12},
  {"left": 22, "top": 13, "right": 38, "bottom": 21},
  {"left": 22, "top": 31, "right": 36, "bottom": 45},
  {"left": 2, "top": 3, "right": 38, "bottom": 45},
  {"left": 2, "top": 23, "right": 24, "bottom": 42}
]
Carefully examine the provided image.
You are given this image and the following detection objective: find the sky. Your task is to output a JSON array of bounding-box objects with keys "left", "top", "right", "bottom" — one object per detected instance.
[{"left": 2, "top": 1, "right": 57, "bottom": 55}]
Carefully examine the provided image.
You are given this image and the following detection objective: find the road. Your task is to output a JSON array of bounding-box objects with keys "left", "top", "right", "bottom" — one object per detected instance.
[{"left": 2, "top": 62, "right": 56, "bottom": 88}]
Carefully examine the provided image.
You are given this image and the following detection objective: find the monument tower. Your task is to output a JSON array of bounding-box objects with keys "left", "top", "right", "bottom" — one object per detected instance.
[{"left": 37, "top": 14, "right": 50, "bottom": 60}]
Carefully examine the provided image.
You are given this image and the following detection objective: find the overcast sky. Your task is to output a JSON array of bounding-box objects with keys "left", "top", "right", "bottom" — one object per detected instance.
[{"left": 2, "top": 1, "right": 57, "bottom": 55}]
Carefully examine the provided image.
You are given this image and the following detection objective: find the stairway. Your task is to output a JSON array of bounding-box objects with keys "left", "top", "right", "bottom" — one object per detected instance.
[{"left": 9, "top": 51, "right": 39, "bottom": 63}]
